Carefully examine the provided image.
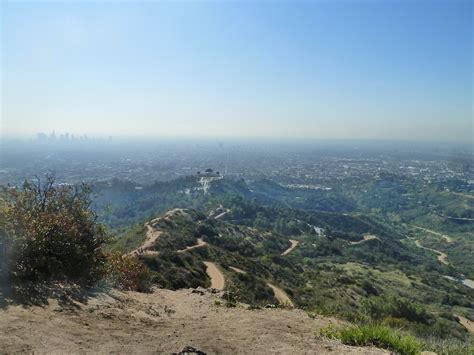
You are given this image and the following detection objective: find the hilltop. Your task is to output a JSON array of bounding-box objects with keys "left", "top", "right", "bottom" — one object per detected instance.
[{"left": 0, "top": 287, "right": 387, "bottom": 354}]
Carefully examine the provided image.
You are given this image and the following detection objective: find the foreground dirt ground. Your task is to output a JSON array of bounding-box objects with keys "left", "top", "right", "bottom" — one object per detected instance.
[{"left": 0, "top": 287, "right": 387, "bottom": 354}]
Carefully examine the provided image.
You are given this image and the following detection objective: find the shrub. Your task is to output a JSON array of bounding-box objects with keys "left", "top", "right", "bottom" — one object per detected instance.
[
  {"left": 107, "top": 253, "right": 151, "bottom": 292},
  {"left": 320, "top": 323, "right": 423, "bottom": 355},
  {"left": 363, "top": 295, "right": 433, "bottom": 324},
  {"left": 1, "top": 175, "right": 108, "bottom": 285}
]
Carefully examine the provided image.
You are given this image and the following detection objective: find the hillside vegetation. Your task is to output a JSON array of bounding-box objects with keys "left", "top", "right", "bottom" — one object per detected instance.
[{"left": 1, "top": 174, "right": 473, "bottom": 354}]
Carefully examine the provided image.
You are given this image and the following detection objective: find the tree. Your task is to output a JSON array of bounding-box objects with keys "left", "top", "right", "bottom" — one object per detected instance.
[{"left": 1, "top": 174, "right": 108, "bottom": 285}]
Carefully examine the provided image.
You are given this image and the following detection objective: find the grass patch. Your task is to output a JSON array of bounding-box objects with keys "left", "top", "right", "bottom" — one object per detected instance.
[{"left": 320, "top": 323, "right": 422, "bottom": 355}]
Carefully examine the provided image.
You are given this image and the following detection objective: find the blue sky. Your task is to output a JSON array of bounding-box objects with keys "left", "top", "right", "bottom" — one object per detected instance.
[{"left": 2, "top": 0, "right": 472, "bottom": 142}]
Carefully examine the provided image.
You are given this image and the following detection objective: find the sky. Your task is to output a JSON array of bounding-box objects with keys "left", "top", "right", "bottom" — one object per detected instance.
[{"left": 1, "top": 0, "right": 473, "bottom": 142}]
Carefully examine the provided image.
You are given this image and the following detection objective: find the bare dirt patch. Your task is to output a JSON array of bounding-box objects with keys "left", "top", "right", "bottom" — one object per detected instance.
[
  {"left": 0, "top": 288, "right": 387, "bottom": 354},
  {"left": 267, "top": 283, "right": 294, "bottom": 307},
  {"left": 204, "top": 262, "right": 225, "bottom": 290},
  {"left": 457, "top": 315, "right": 474, "bottom": 333}
]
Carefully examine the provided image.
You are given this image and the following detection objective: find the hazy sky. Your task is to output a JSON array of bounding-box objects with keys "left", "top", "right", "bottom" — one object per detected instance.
[{"left": 1, "top": 0, "right": 473, "bottom": 142}]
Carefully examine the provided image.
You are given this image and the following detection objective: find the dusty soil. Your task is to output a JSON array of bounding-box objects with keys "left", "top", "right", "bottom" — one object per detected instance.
[
  {"left": 267, "top": 283, "right": 294, "bottom": 307},
  {"left": 0, "top": 288, "right": 387, "bottom": 354},
  {"left": 203, "top": 262, "right": 225, "bottom": 290},
  {"left": 457, "top": 315, "right": 474, "bottom": 333},
  {"left": 129, "top": 224, "right": 162, "bottom": 257}
]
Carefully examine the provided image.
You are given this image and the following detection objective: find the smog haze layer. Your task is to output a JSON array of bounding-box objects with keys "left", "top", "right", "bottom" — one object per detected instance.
[{"left": 2, "top": 1, "right": 473, "bottom": 143}]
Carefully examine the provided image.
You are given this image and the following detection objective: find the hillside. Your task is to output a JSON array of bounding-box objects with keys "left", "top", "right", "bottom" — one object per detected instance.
[
  {"left": 109, "top": 207, "right": 474, "bottom": 350},
  {"left": 3, "top": 174, "right": 472, "bottom": 354},
  {"left": 0, "top": 287, "right": 387, "bottom": 354}
]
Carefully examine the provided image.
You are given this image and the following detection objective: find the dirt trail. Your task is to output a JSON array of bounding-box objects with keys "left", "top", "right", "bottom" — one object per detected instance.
[
  {"left": 129, "top": 208, "right": 193, "bottom": 257},
  {"left": 0, "top": 288, "right": 386, "bottom": 354},
  {"left": 452, "top": 192, "right": 474, "bottom": 200},
  {"left": 350, "top": 234, "right": 379, "bottom": 245},
  {"left": 414, "top": 226, "right": 452, "bottom": 243},
  {"left": 214, "top": 209, "right": 231, "bottom": 220},
  {"left": 415, "top": 240, "right": 449, "bottom": 265},
  {"left": 229, "top": 266, "right": 246, "bottom": 274},
  {"left": 229, "top": 266, "right": 294, "bottom": 307},
  {"left": 457, "top": 315, "right": 474, "bottom": 333},
  {"left": 129, "top": 224, "right": 162, "bottom": 257},
  {"left": 267, "top": 283, "right": 294, "bottom": 307},
  {"left": 281, "top": 239, "right": 300, "bottom": 256},
  {"left": 204, "top": 262, "right": 225, "bottom": 290},
  {"left": 177, "top": 238, "right": 207, "bottom": 253}
]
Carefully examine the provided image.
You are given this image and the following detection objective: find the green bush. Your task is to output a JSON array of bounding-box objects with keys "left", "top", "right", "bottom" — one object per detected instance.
[
  {"left": 106, "top": 253, "right": 151, "bottom": 292},
  {"left": 1, "top": 175, "right": 108, "bottom": 285},
  {"left": 320, "top": 323, "right": 422, "bottom": 355},
  {"left": 363, "top": 295, "right": 433, "bottom": 324}
]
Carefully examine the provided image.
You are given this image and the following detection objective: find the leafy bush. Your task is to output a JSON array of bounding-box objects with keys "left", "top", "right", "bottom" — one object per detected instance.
[
  {"left": 363, "top": 295, "right": 433, "bottom": 324},
  {"left": 1, "top": 175, "right": 108, "bottom": 285},
  {"left": 106, "top": 253, "right": 151, "bottom": 292},
  {"left": 320, "top": 323, "right": 422, "bottom": 355}
]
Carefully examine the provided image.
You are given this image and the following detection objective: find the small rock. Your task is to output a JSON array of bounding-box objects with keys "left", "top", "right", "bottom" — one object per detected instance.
[{"left": 177, "top": 345, "right": 206, "bottom": 355}]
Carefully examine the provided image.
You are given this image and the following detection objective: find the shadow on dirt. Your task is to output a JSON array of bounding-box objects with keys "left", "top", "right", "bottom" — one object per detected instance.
[{"left": 0, "top": 281, "right": 104, "bottom": 310}]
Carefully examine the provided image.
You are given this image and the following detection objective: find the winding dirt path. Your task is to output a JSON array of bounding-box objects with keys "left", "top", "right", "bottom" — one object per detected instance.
[
  {"left": 350, "top": 234, "right": 379, "bottom": 245},
  {"left": 129, "top": 224, "right": 162, "bottom": 257},
  {"left": 229, "top": 266, "right": 246, "bottom": 274},
  {"left": 228, "top": 266, "right": 294, "bottom": 307},
  {"left": 267, "top": 283, "right": 294, "bottom": 307},
  {"left": 414, "top": 226, "right": 452, "bottom": 243},
  {"left": 129, "top": 209, "right": 193, "bottom": 257},
  {"left": 177, "top": 238, "right": 207, "bottom": 253},
  {"left": 281, "top": 240, "right": 300, "bottom": 256},
  {"left": 415, "top": 240, "right": 449, "bottom": 265},
  {"left": 204, "top": 262, "right": 225, "bottom": 290}
]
